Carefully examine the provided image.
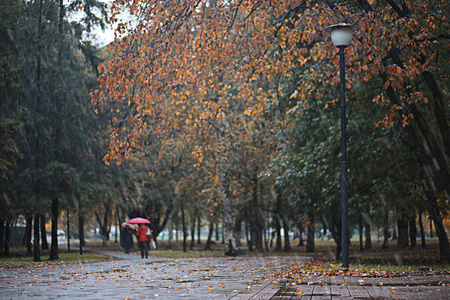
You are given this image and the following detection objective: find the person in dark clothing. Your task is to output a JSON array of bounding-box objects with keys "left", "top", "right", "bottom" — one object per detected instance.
[{"left": 122, "top": 225, "right": 134, "bottom": 254}]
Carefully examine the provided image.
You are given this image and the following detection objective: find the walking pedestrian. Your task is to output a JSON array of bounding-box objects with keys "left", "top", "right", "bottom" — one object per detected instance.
[
  {"left": 121, "top": 224, "right": 134, "bottom": 254},
  {"left": 136, "top": 223, "right": 152, "bottom": 258}
]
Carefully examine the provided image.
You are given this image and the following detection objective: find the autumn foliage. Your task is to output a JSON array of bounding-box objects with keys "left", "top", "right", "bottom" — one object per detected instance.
[
  {"left": 92, "top": 0, "right": 447, "bottom": 161},
  {"left": 91, "top": 0, "right": 449, "bottom": 258}
]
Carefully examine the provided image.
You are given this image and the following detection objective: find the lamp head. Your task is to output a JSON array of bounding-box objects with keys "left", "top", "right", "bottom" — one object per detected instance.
[{"left": 324, "top": 23, "right": 355, "bottom": 48}]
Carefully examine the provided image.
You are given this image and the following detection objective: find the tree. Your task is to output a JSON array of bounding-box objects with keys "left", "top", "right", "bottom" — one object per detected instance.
[
  {"left": 92, "top": 0, "right": 449, "bottom": 259},
  {"left": 0, "top": 0, "right": 23, "bottom": 257},
  {"left": 0, "top": 0, "right": 111, "bottom": 260}
]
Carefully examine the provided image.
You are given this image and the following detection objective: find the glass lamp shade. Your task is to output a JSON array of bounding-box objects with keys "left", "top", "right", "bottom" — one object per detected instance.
[{"left": 325, "top": 24, "right": 354, "bottom": 47}]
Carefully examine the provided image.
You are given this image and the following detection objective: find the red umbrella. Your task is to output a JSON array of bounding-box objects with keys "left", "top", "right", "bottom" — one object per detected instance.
[{"left": 127, "top": 217, "right": 151, "bottom": 224}]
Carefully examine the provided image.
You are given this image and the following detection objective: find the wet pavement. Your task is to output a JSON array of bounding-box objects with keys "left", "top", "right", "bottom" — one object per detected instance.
[
  {"left": 1, "top": 249, "right": 450, "bottom": 299},
  {"left": 271, "top": 273, "right": 450, "bottom": 299},
  {"left": 0, "top": 249, "right": 306, "bottom": 299}
]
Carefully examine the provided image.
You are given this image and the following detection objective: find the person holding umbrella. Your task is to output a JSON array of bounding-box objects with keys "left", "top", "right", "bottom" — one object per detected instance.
[{"left": 127, "top": 218, "right": 152, "bottom": 259}]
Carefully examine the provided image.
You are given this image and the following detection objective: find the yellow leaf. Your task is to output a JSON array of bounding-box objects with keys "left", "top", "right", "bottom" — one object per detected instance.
[{"left": 207, "top": 286, "right": 212, "bottom": 290}]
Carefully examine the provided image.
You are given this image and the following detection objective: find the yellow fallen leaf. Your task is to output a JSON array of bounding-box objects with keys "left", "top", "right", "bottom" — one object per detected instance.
[{"left": 207, "top": 286, "right": 212, "bottom": 290}]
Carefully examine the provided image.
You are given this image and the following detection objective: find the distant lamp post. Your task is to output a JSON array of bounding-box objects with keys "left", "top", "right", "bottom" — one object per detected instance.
[{"left": 324, "top": 23, "right": 355, "bottom": 269}]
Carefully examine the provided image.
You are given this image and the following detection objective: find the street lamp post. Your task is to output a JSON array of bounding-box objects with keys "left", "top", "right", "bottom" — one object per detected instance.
[{"left": 324, "top": 23, "right": 354, "bottom": 269}]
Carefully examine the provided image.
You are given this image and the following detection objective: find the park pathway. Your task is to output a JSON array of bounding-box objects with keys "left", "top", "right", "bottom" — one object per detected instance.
[{"left": 1, "top": 249, "right": 449, "bottom": 299}]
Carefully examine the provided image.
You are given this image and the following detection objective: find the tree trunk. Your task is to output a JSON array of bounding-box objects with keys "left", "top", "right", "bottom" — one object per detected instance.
[
  {"left": 269, "top": 227, "right": 274, "bottom": 249},
  {"left": 426, "top": 189, "right": 450, "bottom": 261},
  {"left": 222, "top": 180, "right": 235, "bottom": 255},
  {"left": 418, "top": 213, "right": 426, "bottom": 249},
  {"left": 114, "top": 212, "right": 118, "bottom": 244},
  {"left": 167, "top": 210, "right": 173, "bottom": 249},
  {"left": 181, "top": 202, "right": 187, "bottom": 252},
  {"left": 382, "top": 207, "right": 389, "bottom": 249},
  {"left": 3, "top": 221, "right": 10, "bottom": 258},
  {"left": 190, "top": 211, "right": 196, "bottom": 250},
  {"left": 215, "top": 222, "right": 219, "bottom": 241},
  {"left": 0, "top": 220, "right": 4, "bottom": 256},
  {"left": 397, "top": 217, "right": 409, "bottom": 248},
  {"left": 40, "top": 215, "right": 48, "bottom": 250},
  {"left": 297, "top": 221, "right": 304, "bottom": 246},
  {"left": 306, "top": 212, "right": 315, "bottom": 253},
  {"left": 409, "top": 214, "right": 417, "bottom": 248},
  {"left": 234, "top": 214, "right": 242, "bottom": 247},
  {"left": 282, "top": 215, "right": 291, "bottom": 252},
  {"left": 359, "top": 213, "right": 363, "bottom": 252},
  {"left": 274, "top": 188, "right": 282, "bottom": 251},
  {"left": 49, "top": 195, "right": 59, "bottom": 260},
  {"left": 275, "top": 214, "right": 282, "bottom": 251},
  {"left": 78, "top": 199, "right": 84, "bottom": 255},
  {"left": 330, "top": 213, "right": 342, "bottom": 261},
  {"left": 250, "top": 177, "right": 263, "bottom": 253},
  {"left": 25, "top": 216, "right": 33, "bottom": 255},
  {"left": 421, "top": 69, "right": 450, "bottom": 158},
  {"left": 204, "top": 221, "right": 214, "bottom": 250},
  {"left": 175, "top": 213, "right": 179, "bottom": 243},
  {"left": 429, "top": 218, "right": 434, "bottom": 238},
  {"left": 364, "top": 208, "right": 372, "bottom": 250},
  {"left": 264, "top": 220, "right": 269, "bottom": 253},
  {"left": 218, "top": 123, "right": 236, "bottom": 255},
  {"left": 33, "top": 214, "right": 40, "bottom": 262},
  {"left": 432, "top": 215, "right": 450, "bottom": 262},
  {"left": 279, "top": 190, "right": 291, "bottom": 252},
  {"left": 197, "top": 215, "right": 201, "bottom": 245},
  {"left": 67, "top": 210, "right": 70, "bottom": 252},
  {"left": 95, "top": 206, "right": 110, "bottom": 247},
  {"left": 245, "top": 212, "right": 252, "bottom": 252}
]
